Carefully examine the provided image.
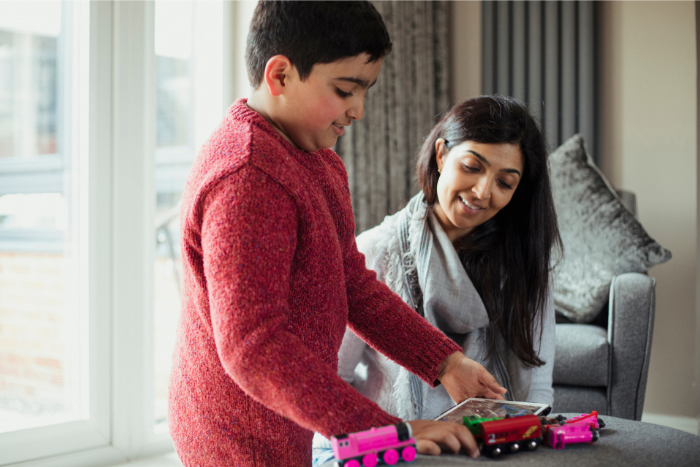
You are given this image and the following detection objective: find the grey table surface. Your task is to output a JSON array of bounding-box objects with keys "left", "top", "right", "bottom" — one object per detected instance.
[{"left": 320, "top": 414, "right": 700, "bottom": 467}]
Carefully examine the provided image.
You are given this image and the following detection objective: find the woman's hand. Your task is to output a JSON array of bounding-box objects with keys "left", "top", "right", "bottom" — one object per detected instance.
[
  {"left": 407, "top": 419, "right": 480, "bottom": 458},
  {"left": 438, "top": 352, "right": 507, "bottom": 403}
]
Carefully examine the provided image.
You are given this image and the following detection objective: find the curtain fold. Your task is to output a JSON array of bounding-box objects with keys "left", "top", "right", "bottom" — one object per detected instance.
[{"left": 337, "top": 1, "right": 450, "bottom": 234}]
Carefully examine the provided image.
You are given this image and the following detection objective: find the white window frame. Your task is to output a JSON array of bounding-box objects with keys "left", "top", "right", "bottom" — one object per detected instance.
[
  {"left": 0, "top": 1, "right": 113, "bottom": 464},
  {"left": 1, "top": 1, "right": 241, "bottom": 465}
]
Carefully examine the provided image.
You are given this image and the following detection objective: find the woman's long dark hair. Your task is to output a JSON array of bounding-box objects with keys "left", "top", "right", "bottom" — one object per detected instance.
[{"left": 417, "top": 95, "right": 562, "bottom": 367}]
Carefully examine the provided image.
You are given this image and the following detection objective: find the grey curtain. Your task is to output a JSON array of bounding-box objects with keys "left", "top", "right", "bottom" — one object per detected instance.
[
  {"left": 336, "top": 1, "right": 450, "bottom": 234},
  {"left": 482, "top": 1, "right": 598, "bottom": 163}
]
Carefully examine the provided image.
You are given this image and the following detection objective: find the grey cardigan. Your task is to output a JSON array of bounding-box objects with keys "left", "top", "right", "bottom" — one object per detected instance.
[{"left": 338, "top": 194, "right": 555, "bottom": 421}]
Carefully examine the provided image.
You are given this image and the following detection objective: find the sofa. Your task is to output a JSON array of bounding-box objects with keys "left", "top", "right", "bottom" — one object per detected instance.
[{"left": 551, "top": 191, "right": 656, "bottom": 421}]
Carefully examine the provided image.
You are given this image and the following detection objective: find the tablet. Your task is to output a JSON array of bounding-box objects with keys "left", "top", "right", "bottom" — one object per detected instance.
[{"left": 434, "top": 398, "right": 551, "bottom": 423}]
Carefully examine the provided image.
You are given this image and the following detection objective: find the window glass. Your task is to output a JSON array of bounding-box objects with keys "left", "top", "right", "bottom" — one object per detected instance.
[
  {"left": 0, "top": 1, "right": 87, "bottom": 433},
  {"left": 0, "top": 2, "right": 60, "bottom": 160},
  {"left": 153, "top": 0, "right": 193, "bottom": 429}
]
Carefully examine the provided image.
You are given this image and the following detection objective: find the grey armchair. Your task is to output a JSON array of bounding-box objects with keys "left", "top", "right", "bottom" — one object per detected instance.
[{"left": 551, "top": 191, "right": 656, "bottom": 421}]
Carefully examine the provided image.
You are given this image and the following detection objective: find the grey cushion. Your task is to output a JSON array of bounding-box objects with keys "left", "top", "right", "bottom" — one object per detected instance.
[
  {"left": 553, "top": 385, "right": 608, "bottom": 415},
  {"left": 554, "top": 324, "right": 609, "bottom": 386},
  {"left": 549, "top": 135, "right": 671, "bottom": 323}
]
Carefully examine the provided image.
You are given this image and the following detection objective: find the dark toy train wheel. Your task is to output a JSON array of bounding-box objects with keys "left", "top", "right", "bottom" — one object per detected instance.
[
  {"left": 488, "top": 446, "right": 502, "bottom": 458},
  {"left": 509, "top": 442, "right": 520, "bottom": 453},
  {"left": 361, "top": 453, "right": 378, "bottom": 467},
  {"left": 526, "top": 440, "right": 539, "bottom": 451},
  {"left": 401, "top": 446, "right": 417, "bottom": 462},
  {"left": 383, "top": 449, "right": 399, "bottom": 465}
]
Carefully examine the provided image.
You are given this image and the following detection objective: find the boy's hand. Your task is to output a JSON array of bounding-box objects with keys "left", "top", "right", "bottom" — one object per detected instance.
[
  {"left": 407, "top": 419, "right": 480, "bottom": 458},
  {"left": 438, "top": 352, "right": 507, "bottom": 403}
]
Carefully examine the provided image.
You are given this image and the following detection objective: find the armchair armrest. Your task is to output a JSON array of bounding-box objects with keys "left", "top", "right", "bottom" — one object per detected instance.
[{"left": 608, "top": 272, "right": 656, "bottom": 420}]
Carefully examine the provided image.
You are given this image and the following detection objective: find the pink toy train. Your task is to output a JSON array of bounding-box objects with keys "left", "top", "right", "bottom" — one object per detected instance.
[
  {"left": 542, "top": 411, "right": 603, "bottom": 450},
  {"left": 331, "top": 422, "right": 417, "bottom": 466},
  {"left": 564, "top": 411, "right": 604, "bottom": 430}
]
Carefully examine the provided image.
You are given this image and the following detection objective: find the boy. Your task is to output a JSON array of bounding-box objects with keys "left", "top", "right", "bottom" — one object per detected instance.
[{"left": 169, "top": 2, "right": 505, "bottom": 466}]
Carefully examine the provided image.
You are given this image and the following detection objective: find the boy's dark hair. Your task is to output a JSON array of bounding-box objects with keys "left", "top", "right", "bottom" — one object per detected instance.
[{"left": 246, "top": 1, "right": 392, "bottom": 88}]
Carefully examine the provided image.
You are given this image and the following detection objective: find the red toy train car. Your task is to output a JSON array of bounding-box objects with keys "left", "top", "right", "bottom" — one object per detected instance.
[
  {"left": 464, "top": 411, "right": 604, "bottom": 457},
  {"left": 464, "top": 414, "right": 543, "bottom": 457}
]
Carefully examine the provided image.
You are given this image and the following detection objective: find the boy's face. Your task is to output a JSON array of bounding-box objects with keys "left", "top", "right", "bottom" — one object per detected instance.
[{"left": 278, "top": 53, "right": 383, "bottom": 152}]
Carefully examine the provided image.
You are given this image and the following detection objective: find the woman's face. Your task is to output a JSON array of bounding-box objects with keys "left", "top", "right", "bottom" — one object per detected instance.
[{"left": 434, "top": 139, "right": 524, "bottom": 242}]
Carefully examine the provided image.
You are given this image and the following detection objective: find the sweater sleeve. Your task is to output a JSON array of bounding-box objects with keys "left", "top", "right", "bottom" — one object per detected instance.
[
  {"left": 342, "top": 227, "right": 462, "bottom": 388},
  {"left": 201, "top": 165, "right": 399, "bottom": 438},
  {"left": 336, "top": 227, "right": 392, "bottom": 387}
]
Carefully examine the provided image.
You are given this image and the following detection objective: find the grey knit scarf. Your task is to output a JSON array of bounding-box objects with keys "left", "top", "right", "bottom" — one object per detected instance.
[{"left": 395, "top": 194, "right": 529, "bottom": 420}]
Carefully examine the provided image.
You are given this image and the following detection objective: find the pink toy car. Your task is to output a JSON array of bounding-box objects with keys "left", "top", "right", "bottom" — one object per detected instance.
[
  {"left": 546, "top": 422, "right": 599, "bottom": 450},
  {"left": 331, "top": 423, "right": 417, "bottom": 467}
]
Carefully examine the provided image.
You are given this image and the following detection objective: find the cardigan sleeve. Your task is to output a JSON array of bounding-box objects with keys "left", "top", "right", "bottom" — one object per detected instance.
[
  {"left": 342, "top": 226, "right": 462, "bottom": 388},
  {"left": 337, "top": 328, "right": 367, "bottom": 385},
  {"left": 526, "top": 285, "right": 556, "bottom": 405},
  {"left": 201, "top": 165, "right": 400, "bottom": 438}
]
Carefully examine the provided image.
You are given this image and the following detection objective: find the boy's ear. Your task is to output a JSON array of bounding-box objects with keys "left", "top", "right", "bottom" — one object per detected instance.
[{"left": 263, "top": 55, "right": 294, "bottom": 97}]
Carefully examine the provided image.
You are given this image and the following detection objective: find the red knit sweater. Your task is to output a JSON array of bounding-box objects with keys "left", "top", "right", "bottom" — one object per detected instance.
[{"left": 168, "top": 99, "right": 461, "bottom": 466}]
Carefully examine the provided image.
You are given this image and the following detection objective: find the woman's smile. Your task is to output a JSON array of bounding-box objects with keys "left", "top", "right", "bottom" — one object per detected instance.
[{"left": 458, "top": 195, "right": 485, "bottom": 213}]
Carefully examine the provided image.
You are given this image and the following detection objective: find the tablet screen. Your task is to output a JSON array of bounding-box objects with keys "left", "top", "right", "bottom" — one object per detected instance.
[{"left": 434, "top": 398, "right": 550, "bottom": 423}]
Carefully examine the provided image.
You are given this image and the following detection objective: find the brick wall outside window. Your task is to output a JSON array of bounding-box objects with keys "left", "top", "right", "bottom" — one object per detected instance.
[{"left": 0, "top": 251, "right": 182, "bottom": 431}]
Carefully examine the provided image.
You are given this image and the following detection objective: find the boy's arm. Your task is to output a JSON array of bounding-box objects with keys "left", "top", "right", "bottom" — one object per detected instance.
[
  {"left": 345, "top": 232, "right": 507, "bottom": 401},
  {"left": 200, "top": 165, "right": 399, "bottom": 438},
  {"left": 344, "top": 242, "right": 506, "bottom": 400},
  {"left": 343, "top": 231, "right": 462, "bottom": 387}
]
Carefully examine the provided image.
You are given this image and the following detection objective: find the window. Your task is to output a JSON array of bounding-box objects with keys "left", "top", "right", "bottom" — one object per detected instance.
[
  {"left": 0, "top": 1, "right": 238, "bottom": 465},
  {"left": 153, "top": 0, "right": 193, "bottom": 431},
  {"left": 152, "top": 0, "right": 230, "bottom": 434},
  {"left": 0, "top": 2, "right": 110, "bottom": 464},
  {"left": 0, "top": 0, "right": 94, "bottom": 440},
  {"left": 0, "top": 2, "right": 65, "bottom": 252}
]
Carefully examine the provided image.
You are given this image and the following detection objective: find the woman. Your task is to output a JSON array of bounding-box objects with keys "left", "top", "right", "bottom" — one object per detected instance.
[{"left": 312, "top": 95, "right": 561, "bottom": 464}]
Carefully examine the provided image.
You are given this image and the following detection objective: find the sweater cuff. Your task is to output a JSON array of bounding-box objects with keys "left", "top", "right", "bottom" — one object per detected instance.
[{"left": 422, "top": 339, "right": 463, "bottom": 388}]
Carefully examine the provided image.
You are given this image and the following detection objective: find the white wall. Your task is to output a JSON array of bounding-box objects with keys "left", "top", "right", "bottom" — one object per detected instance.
[{"left": 598, "top": 1, "right": 698, "bottom": 424}]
